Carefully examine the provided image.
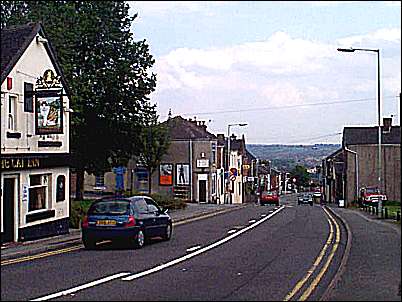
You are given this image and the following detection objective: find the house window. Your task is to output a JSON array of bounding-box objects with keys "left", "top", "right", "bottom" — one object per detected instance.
[
  {"left": 211, "top": 173, "right": 216, "bottom": 195},
  {"left": 8, "top": 95, "right": 17, "bottom": 130},
  {"left": 211, "top": 143, "right": 217, "bottom": 164},
  {"left": 24, "top": 82, "right": 34, "bottom": 112},
  {"left": 56, "top": 175, "right": 66, "bottom": 202},
  {"left": 29, "top": 174, "right": 49, "bottom": 212},
  {"left": 221, "top": 173, "right": 224, "bottom": 195}
]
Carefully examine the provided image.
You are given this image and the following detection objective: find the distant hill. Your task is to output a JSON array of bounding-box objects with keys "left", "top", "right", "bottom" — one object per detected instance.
[{"left": 246, "top": 144, "right": 341, "bottom": 172}]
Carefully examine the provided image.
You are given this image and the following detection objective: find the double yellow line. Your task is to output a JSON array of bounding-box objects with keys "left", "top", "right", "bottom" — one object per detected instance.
[
  {"left": 1, "top": 245, "right": 82, "bottom": 266},
  {"left": 284, "top": 207, "right": 341, "bottom": 301}
]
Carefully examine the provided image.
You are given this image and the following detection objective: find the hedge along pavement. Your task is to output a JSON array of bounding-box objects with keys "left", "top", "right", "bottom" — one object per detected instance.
[{"left": 69, "top": 192, "right": 187, "bottom": 229}]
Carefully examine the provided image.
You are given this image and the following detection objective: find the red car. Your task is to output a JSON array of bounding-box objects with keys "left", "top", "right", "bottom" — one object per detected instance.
[{"left": 260, "top": 191, "right": 280, "bottom": 206}]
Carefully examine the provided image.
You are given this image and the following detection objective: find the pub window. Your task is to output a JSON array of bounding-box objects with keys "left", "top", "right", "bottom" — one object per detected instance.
[
  {"left": 29, "top": 174, "right": 49, "bottom": 212},
  {"left": 8, "top": 95, "right": 17, "bottom": 130},
  {"left": 56, "top": 175, "right": 66, "bottom": 202},
  {"left": 24, "top": 82, "right": 34, "bottom": 112}
]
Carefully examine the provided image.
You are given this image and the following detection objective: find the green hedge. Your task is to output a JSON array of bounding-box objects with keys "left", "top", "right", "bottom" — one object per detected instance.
[
  {"left": 69, "top": 192, "right": 187, "bottom": 229},
  {"left": 70, "top": 199, "right": 95, "bottom": 229}
]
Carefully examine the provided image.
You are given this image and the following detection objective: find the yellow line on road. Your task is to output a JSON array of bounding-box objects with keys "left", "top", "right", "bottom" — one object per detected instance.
[
  {"left": 1, "top": 245, "right": 82, "bottom": 266},
  {"left": 299, "top": 207, "right": 341, "bottom": 301},
  {"left": 283, "top": 207, "right": 335, "bottom": 301}
]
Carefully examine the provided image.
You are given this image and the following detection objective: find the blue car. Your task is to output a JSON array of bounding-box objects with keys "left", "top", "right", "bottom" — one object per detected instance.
[{"left": 81, "top": 196, "right": 172, "bottom": 249}]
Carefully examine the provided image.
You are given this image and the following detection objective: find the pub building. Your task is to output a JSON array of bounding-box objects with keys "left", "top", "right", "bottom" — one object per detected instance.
[{"left": 1, "top": 22, "right": 72, "bottom": 243}]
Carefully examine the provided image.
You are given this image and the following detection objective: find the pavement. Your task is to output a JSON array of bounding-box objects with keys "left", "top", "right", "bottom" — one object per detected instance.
[
  {"left": 323, "top": 203, "right": 401, "bottom": 301},
  {"left": 1, "top": 202, "right": 248, "bottom": 261}
]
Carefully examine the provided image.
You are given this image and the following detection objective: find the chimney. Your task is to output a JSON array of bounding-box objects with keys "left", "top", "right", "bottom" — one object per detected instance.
[{"left": 383, "top": 117, "right": 392, "bottom": 132}]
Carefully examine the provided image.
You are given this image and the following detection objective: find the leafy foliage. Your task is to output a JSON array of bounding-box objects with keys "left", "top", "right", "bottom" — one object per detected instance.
[
  {"left": 290, "top": 165, "right": 311, "bottom": 188},
  {"left": 1, "top": 1, "right": 161, "bottom": 198},
  {"left": 138, "top": 117, "right": 171, "bottom": 193}
]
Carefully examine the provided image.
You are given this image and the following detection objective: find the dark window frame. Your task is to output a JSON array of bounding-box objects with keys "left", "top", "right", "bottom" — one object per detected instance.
[{"left": 24, "top": 82, "right": 34, "bottom": 112}]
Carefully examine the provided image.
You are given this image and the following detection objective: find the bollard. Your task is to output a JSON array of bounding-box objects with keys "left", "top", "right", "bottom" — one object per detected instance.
[
  {"left": 374, "top": 206, "right": 377, "bottom": 216},
  {"left": 381, "top": 208, "right": 384, "bottom": 219},
  {"left": 397, "top": 211, "right": 401, "bottom": 222},
  {"left": 369, "top": 206, "right": 373, "bottom": 214},
  {"left": 384, "top": 208, "right": 388, "bottom": 219}
]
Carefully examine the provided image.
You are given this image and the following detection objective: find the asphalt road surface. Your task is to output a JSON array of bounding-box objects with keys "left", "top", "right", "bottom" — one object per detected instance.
[{"left": 0, "top": 194, "right": 352, "bottom": 301}]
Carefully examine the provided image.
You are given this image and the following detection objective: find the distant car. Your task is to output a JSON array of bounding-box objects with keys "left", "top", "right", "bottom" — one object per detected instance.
[
  {"left": 298, "top": 193, "right": 313, "bottom": 206},
  {"left": 313, "top": 191, "right": 321, "bottom": 198},
  {"left": 260, "top": 191, "right": 280, "bottom": 206},
  {"left": 81, "top": 196, "right": 172, "bottom": 249}
]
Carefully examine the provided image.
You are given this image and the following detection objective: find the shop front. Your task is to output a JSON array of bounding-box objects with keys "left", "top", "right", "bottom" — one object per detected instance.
[{"left": 1, "top": 154, "right": 70, "bottom": 242}]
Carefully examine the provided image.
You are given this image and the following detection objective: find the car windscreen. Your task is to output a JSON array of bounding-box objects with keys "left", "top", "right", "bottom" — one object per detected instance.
[
  {"left": 366, "top": 188, "right": 379, "bottom": 194},
  {"left": 88, "top": 200, "right": 130, "bottom": 215}
]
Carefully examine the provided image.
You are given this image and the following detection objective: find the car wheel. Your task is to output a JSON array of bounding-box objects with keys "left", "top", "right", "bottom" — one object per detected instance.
[
  {"left": 83, "top": 237, "right": 96, "bottom": 250},
  {"left": 133, "top": 229, "right": 145, "bottom": 249},
  {"left": 162, "top": 223, "right": 172, "bottom": 241}
]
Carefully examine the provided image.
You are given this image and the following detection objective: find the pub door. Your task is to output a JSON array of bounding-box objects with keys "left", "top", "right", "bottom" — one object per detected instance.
[{"left": 2, "top": 178, "right": 15, "bottom": 243}]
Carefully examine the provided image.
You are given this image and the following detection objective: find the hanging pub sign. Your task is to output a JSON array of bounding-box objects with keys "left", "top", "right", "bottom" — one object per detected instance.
[{"left": 35, "top": 69, "right": 63, "bottom": 135}]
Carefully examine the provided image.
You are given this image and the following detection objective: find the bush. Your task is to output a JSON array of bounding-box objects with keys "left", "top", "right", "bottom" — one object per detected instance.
[
  {"left": 69, "top": 199, "right": 95, "bottom": 229},
  {"left": 69, "top": 192, "right": 187, "bottom": 229},
  {"left": 139, "top": 192, "right": 188, "bottom": 210},
  {"left": 383, "top": 200, "right": 401, "bottom": 207}
]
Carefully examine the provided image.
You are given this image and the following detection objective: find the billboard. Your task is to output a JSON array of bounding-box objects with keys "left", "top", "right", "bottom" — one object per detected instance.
[
  {"left": 159, "top": 163, "right": 173, "bottom": 185},
  {"left": 35, "top": 91, "right": 63, "bottom": 134},
  {"left": 176, "top": 163, "right": 190, "bottom": 185}
]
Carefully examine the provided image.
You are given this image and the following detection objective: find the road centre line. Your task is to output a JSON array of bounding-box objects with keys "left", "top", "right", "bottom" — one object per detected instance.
[
  {"left": 299, "top": 207, "right": 341, "bottom": 301},
  {"left": 283, "top": 207, "right": 335, "bottom": 301},
  {"left": 30, "top": 272, "right": 131, "bottom": 301},
  {"left": 122, "top": 206, "right": 285, "bottom": 281},
  {"left": 186, "top": 245, "right": 202, "bottom": 252},
  {"left": 29, "top": 206, "right": 285, "bottom": 301}
]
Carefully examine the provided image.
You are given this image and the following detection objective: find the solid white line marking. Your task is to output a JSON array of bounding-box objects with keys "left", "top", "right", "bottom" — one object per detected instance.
[
  {"left": 186, "top": 245, "right": 202, "bottom": 252},
  {"left": 30, "top": 272, "right": 131, "bottom": 301},
  {"left": 30, "top": 206, "right": 286, "bottom": 300},
  {"left": 122, "top": 205, "right": 286, "bottom": 281}
]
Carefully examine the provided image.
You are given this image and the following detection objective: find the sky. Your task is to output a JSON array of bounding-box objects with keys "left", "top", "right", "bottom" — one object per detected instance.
[{"left": 127, "top": 1, "right": 401, "bottom": 145}]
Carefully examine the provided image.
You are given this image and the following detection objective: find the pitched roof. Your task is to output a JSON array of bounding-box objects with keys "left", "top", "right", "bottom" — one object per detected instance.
[
  {"left": 164, "top": 116, "right": 217, "bottom": 140},
  {"left": 245, "top": 148, "right": 257, "bottom": 160},
  {"left": 343, "top": 126, "right": 401, "bottom": 146},
  {"left": 1, "top": 22, "right": 71, "bottom": 97}
]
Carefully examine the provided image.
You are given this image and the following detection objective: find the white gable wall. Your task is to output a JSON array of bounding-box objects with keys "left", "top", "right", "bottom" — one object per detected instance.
[{"left": 1, "top": 35, "right": 70, "bottom": 154}]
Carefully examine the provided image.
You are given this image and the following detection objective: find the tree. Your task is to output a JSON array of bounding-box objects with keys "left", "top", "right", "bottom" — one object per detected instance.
[
  {"left": 290, "top": 165, "right": 311, "bottom": 188},
  {"left": 1, "top": 1, "right": 158, "bottom": 199},
  {"left": 138, "top": 118, "right": 171, "bottom": 194}
]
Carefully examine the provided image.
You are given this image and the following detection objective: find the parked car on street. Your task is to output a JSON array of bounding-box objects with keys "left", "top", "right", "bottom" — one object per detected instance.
[
  {"left": 81, "top": 196, "right": 172, "bottom": 249},
  {"left": 359, "top": 187, "right": 387, "bottom": 207},
  {"left": 260, "top": 191, "right": 280, "bottom": 206},
  {"left": 298, "top": 193, "right": 313, "bottom": 206}
]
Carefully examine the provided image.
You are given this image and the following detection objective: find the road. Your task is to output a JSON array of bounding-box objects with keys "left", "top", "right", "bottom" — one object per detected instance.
[{"left": 1, "top": 193, "right": 386, "bottom": 301}]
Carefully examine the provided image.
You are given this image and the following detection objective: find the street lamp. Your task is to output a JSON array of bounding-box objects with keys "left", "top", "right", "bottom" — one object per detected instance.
[
  {"left": 225, "top": 123, "right": 248, "bottom": 204},
  {"left": 337, "top": 47, "right": 382, "bottom": 215}
]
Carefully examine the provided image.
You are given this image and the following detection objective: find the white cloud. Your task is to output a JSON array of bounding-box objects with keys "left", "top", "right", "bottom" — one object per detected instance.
[
  {"left": 336, "top": 28, "right": 401, "bottom": 47},
  {"left": 151, "top": 28, "right": 400, "bottom": 143}
]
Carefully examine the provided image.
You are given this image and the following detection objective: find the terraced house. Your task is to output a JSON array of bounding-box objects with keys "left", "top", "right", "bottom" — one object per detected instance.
[{"left": 1, "top": 23, "right": 72, "bottom": 242}]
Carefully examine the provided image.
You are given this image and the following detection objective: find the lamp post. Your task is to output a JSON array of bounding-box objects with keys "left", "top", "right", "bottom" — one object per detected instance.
[
  {"left": 225, "top": 123, "right": 248, "bottom": 204},
  {"left": 337, "top": 47, "right": 382, "bottom": 216}
]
